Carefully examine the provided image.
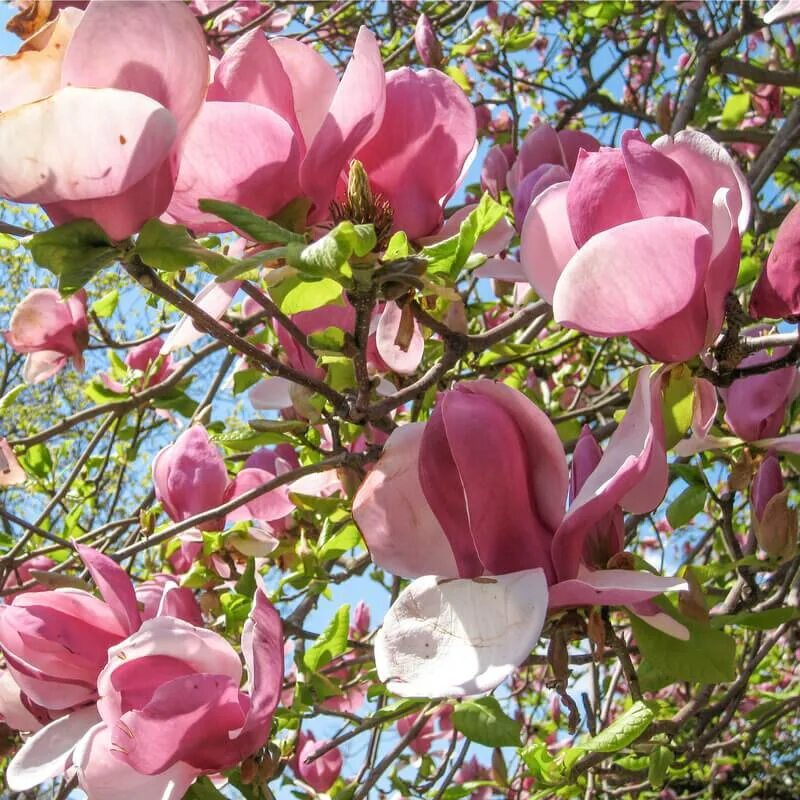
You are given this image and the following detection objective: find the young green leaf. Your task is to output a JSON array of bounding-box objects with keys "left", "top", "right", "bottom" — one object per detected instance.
[
  {"left": 576, "top": 701, "right": 654, "bottom": 755},
  {"left": 134, "top": 219, "right": 231, "bottom": 273},
  {"left": 452, "top": 696, "right": 522, "bottom": 747},
  {"left": 666, "top": 484, "right": 706, "bottom": 529},
  {"left": 197, "top": 199, "right": 304, "bottom": 244},
  {"left": 304, "top": 604, "right": 350, "bottom": 671}
]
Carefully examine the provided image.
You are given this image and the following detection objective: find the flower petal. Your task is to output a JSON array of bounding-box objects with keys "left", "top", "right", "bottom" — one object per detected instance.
[
  {"left": 375, "top": 302, "right": 424, "bottom": 375},
  {"left": 548, "top": 570, "right": 688, "bottom": 611},
  {"left": 375, "top": 570, "right": 548, "bottom": 698},
  {"left": 224, "top": 467, "right": 295, "bottom": 523},
  {"left": 249, "top": 376, "right": 294, "bottom": 410}
]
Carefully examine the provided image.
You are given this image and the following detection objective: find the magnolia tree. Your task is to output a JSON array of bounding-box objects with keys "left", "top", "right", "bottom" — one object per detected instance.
[{"left": 1, "top": 0, "right": 800, "bottom": 798}]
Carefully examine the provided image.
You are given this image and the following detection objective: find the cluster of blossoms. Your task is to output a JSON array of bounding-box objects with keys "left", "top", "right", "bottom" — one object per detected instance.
[{"left": 1, "top": 0, "right": 800, "bottom": 797}]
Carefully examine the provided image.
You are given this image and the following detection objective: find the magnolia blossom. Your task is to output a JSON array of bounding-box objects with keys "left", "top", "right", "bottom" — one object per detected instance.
[
  {"left": 152, "top": 426, "right": 295, "bottom": 531},
  {"left": 520, "top": 129, "right": 751, "bottom": 363},
  {"left": 4, "top": 289, "right": 88, "bottom": 383},
  {"left": 353, "top": 373, "right": 686, "bottom": 697},
  {"left": 0, "top": 2, "right": 208, "bottom": 239},
  {"left": 101, "top": 336, "right": 175, "bottom": 393},
  {"left": 750, "top": 203, "right": 800, "bottom": 320},
  {"left": 7, "top": 583, "right": 283, "bottom": 800},
  {"left": 1, "top": 556, "right": 56, "bottom": 598}
]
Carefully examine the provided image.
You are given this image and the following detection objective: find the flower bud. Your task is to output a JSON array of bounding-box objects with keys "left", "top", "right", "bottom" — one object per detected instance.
[
  {"left": 756, "top": 487, "right": 798, "bottom": 563},
  {"left": 414, "top": 13, "right": 443, "bottom": 68},
  {"left": 752, "top": 452, "right": 783, "bottom": 522},
  {"left": 351, "top": 600, "right": 371, "bottom": 638}
]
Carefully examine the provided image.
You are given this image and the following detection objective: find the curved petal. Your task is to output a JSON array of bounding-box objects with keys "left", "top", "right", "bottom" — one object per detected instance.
[
  {"left": 704, "top": 188, "right": 741, "bottom": 343},
  {"left": 375, "top": 570, "right": 548, "bottom": 698},
  {"left": 167, "top": 102, "right": 301, "bottom": 234},
  {"left": 300, "top": 26, "right": 385, "bottom": 217},
  {"left": 553, "top": 217, "right": 711, "bottom": 348},
  {"left": 76, "top": 545, "right": 141, "bottom": 636},
  {"left": 0, "top": 86, "right": 176, "bottom": 205},
  {"left": 74, "top": 724, "right": 200, "bottom": 800},
  {"left": 271, "top": 37, "right": 339, "bottom": 148},
  {"left": 513, "top": 163, "right": 570, "bottom": 226},
  {"left": 21, "top": 351, "right": 67, "bottom": 384},
  {"left": 692, "top": 377, "right": 719, "bottom": 438},
  {"left": 354, "top": 67, "right": 476, "bottom": 239},
  {"left": 620, "top": 129, "right": 695, "bottom": 220},
  {"left": 519, "top": 181, "right": 576, "bottom": 304},
  {"left": 224, "top": 467, "right": 295, "bottom": 523},
  {"left": 553, "top": 369, "right": 667, "bottom": 580},
  {"left": 352, "top": 423, "right": 458, "bottom": 579},
  {"left": 566, "top": 148, "right": 642, "bottom": 247},
  {"left": 6, "top": 705, "right": 100, "bottom": 791},
  {"left": 480, "top": 144, "right": 511, "bottom": 197},
  {"left": 5, "top": 289, "right": 74, "bottom": 352},
  {"left": 60, "top": 0, "right": 208, "bottom": 135},
  {"left": 557, "top": 129, "right": 601, "bottom": 171},
  {"left": 653, "top": 129, "right": 751, "bottom": 234},
  {"left": 375, "top": 302, "right": 424, "bottom": 375},
  {"left": 509, "top": 124, "right": 566, "bottom": 195},
  {"left": 474, "top": 257, "right": 527, "bottom": 282},
  {"left": 548, "top": 570, "right": 688, "bottom": 610},
  {"left": 722, "top": 362, "right": 796, "bottom": 441},
  {"left": 160, "top": 280, "right": 241, "bottom": 353},
  {"left": 421, "top": 204, "right": 514, "bottom": 257}
]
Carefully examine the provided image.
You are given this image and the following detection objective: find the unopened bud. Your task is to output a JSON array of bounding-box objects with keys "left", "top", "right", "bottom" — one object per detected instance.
[
  {"left": 678, "top": 568, "right": 708, "bottom": 624},
  {"left": 756, "top": 487, "right": 798, "bottom": 563},
  {"left": 414, "top": 13, "right": 443, "bottom": 68},
  {"left": 752, "top": 452, "right": 783, "bottom": 522},
  {"left": 550, "top": 693, "right": 561, "bottom": 724},
  {"left": 139, "top": 508, "right": 155, "bottom": 535},
  {"left": 491, "top": 747, "right": 508, "bottom": 786},
  {"left": 352, "top": 599, "right": 371, "bottom": 638},
  {"left": 346, "top": 160, "right": 373, "bottom": 221},
  {"left": 655, "top": 92, "right": 673, "bottom": 134}
]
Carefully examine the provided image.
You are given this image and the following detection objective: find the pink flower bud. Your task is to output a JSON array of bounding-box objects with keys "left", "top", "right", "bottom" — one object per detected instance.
[
  {"left": 124, "top": 336, "right": 175, "bottom": 387},
  {"left": 750, "top": 203, "right": 800, "bottom": 319},
  {"left": 752, "top": 453, "right": 783, "bottom": 522},
  {"left": 296, "top": 732, "right": 343, "bottom": 792},
  {"left": 414, "top": 13, "right": 443, "bottom": 68},
  {"left": 351, "top": 600, "right": 371, "bottom": 637}
]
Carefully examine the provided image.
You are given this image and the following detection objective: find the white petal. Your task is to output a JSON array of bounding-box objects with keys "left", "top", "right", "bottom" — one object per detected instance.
[
  {"left": 6, "top": 705, "right": 100, "bottom": 791},
  {"left": 161, "top": 280, "right": 240, "bottom": 353},
  {"left": 249, "top": 376, "right": 293, "bottom": 410},
  {"left": 375, "top": 569, "right": 548, "bottom": 698}
]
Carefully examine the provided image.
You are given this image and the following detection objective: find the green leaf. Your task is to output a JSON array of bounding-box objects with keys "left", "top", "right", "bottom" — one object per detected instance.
[
  {"left": 0, "top": 233, "right": 19, "bottom": 250},
  {"left": 422, "top": 194, "right": 507, "bottom": 278},
  {"left": 304, "top": 604, "right": 350, "bottom": 671},
  {"left": 385, "top": 231, "right": 410, "bottom": 259},
  {"left": 317, "top": 523, "right": 362, "bottom": 561},
  {"left": 232, "top": 368, "right": 263, "bottom": 395},
  {"left": 91, "top": 288, "right": 119, "bottom": 318},
  {"left": 711, "top": 606, "right": 800, "bottom": 630},
  {"left": 666, "top": 484, "right": 706, "bottom": 529},
  {"left": 445, "top": 64, "right": 471, "bottom": 91},
  {"left": 0, "top": 384, "right": 25, "bottom": 411},
  {"left": 271, "top": 275, "right": 344, "bottom": 314},
  {"left": 631, "top": 599, "right": 737, "bottom": 690},
  {"left": 185, "top": 777, "right": 228, "bottom": 800},
  {"left": 234, "top": 557, "right": 257, "bottom": 597},
  {"left": 197, "top": 199, "right": 304, "bottom": 244},
  {"left": 452, "top": 696, "right": 522, "bottom": 747},
  {"left": 661, "top": 365, "right": 694, "bottom": 449},
  {"left": 648, "top": 745, "right": 674, "bottom": 789},
  {"left": 29, "top": 220, "right": 119, "bottom": 295},
  {"left": 576, "top": 701, "right": 653, "bottom": 755},
  {"left": 720, "top": 93, "right": 751, "bottom": 128},
  {"left": 134, "top": 219, "right": 231, "bottom": 273},
  {"left": 21, "top": 443, "right": 52, "bottom": 479},
  {"left": 288, "top": 221, "right": 376, "bottom": 278}
]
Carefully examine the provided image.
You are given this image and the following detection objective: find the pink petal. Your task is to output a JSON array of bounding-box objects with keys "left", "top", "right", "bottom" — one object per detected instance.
[
  {"left": 300, "top": 26, "right": 385, "bottom": 218},
  {"left": 375, "top": 570, "right": 548, "bottom": 698},
  {"left": 692, "top": 377, "right": 718, "bottom": 438},
  {"left": 548, "top": 570, "right": 688, "bottom": 610},
  {"left": 480, "top": 144, "right": 511, "bottom": 197},
  {"left": 557, "top": 129, "right": 601, "bottom": 171},
  {"left": 5, "top": 289, "right": 71, "bottom": 351},
  {"left": 749, "top": 202, "right": 800, "bottom": 319},
  {"left": 474, "top": 257, "right": 527, "bottom": 282},
  {"left": 74, "top": 724, "right": 200, "bottom": 800},
  {"left": 76, "top": 545, "right": 141, "bottom": 636},
  {"left": 552, "top": 369, "right": 667, "bottom": 580},
  {"left": 653, "top": 129, "right": 751, "bottom": 234},
  {"left": 375, "top": 302, "right": 424, "bottom": 375},
  {"left": 0, "top": 669, "right": 43, "bottom": 732},
  {"left": 352, "top": 423, "right": 458, "bottom": 579},
  {"left": 421, "top": 203, "right": 514, "bottom": 257},
  {"left": 161, "top": 280, "right": 241, "bottom": 353},
  {"left": 566, "top": 148, "right": 642, "bottom": 247},
  {"left": 249, "top": 377, "right": 294, "bottom": 410},
  {"left": 620, "top": 129, "right": 696, "bottom": 220},
  {"left": 22, "top": 351, "right": 67, "bottom": 384},
  {"left": 513, "top": 162, "right": 570, "bottom": 226},
  {"left": 224, "top": 467, "right": 295, "bottom": 523},
  {"left": 6, "top": 705, "right": 100, "bottom": 792},
  {"left": 519, "top": 181, "right": 576, "bottom": 304},
  {"left": 208, "top": 30, "right": 301, "bottom": 143},
  {"left": 553, "top": 217, "right": 711, "bottom": 363},
  {"left": 0, "top": 87, "right": 176, "bottom": 206},
  {"left": 168, "top": 102, "right": 301, "bottom": 234},
  {"left": 270, "top": 37, "right": 339, "bottom": 148},
  {"left": 60, "top": 0, "right": 208, "bottom": 136},
  {"left": 704, "top": 188, "right": 741, "bottom": 343},
  {"left": 508, "top": 124, "right": 565, "bottom": 196},
  {"left": 354, "top": 67, "right": 476, "bottom": 239}
]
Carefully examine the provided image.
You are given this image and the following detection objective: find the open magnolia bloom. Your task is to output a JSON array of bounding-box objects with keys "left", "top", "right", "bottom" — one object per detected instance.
[
  {"left": 520, "top": 129, "right": 751, "bottom": 363},
  {"left": 354, "top": 372, "right": 687, "bottom": 698}
]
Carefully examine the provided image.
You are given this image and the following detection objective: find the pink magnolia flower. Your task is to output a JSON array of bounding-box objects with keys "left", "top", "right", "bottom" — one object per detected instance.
[
  {"left": 414, "top": 13, "right": 443, "bottom": 68},
  {"left": 0, "top": 2, "right": 209, "bottom": 239},
  {"left": 2, "top": 556, "right": 56, "bottom": 598},
  {"left": 4, "top": 288, "right": 88, "bottom": 383},
  {"left": 520, "top": 129, "right": 751, "bottom": 363},
  {"left": 7, "top": 586, "right": 284, "bottom": 800},
  {"left": 350, "top": 600, "right": 371, "bottom": 638},
  {"left": 456, "top": 756, "right": 492, "bottom": 800},
  {"left": 720, "top": 340, "right": 799, "bottom": 442},
  {"left": 134, "top": 575, "right": 203, "bottom": 627},
  {"left": 152, "top": 426, "right": 295, "bottom": 531},
  {"left": 354, "top": 373, "right": 686, "bottom": 697},
  {"left": 0, "top": 665, "right": 47, "bottom": 733},
  {"left": 750, "top": 203, "right": 800, "bottom": 320},
  {"left": 294, "top": 731, "right": 343, "bottom": 793}
]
